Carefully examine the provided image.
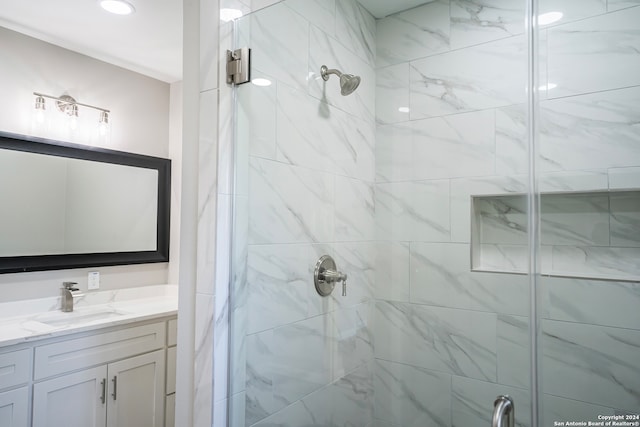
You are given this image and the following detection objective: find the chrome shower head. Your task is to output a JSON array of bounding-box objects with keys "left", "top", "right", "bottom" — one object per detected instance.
[{"left": 320, "top": 65, "right": 361, "bottom": 96}]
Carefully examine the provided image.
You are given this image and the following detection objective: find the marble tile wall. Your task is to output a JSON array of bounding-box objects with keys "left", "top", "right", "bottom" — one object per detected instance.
[
  {"left": 373, "top": 0, "right": 640, "bottom": 425},
  {"left": 212, "top": 0, "right": 640, "bottom": 426},
  {"left": 227, "top": 1, "right": 377, "bottom": 426}
]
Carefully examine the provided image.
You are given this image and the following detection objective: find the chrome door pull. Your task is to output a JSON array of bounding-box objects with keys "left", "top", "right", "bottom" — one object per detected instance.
[
  {"left": 492, "top": 395, "right": 514, "bottom": 427},
  {"left": 100, "top": 378, "right": 106, "bottom": 404},
  {"left": 111, "top": 376, "right": 117, "bottom": 400}
]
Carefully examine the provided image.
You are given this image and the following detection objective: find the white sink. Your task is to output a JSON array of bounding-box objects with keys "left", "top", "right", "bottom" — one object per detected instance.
[{"left": 34, "top": 308, "right": 129, "bottom": 327}]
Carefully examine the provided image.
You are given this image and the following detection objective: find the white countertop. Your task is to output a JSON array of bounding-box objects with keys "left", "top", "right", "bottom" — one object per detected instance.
[{"left": 0, "top": 285, "right": 178, "bottom": 348}]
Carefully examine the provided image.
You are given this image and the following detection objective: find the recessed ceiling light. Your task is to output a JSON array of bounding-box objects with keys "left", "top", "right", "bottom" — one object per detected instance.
[
  {"left": 100, "top": 0, "right": 136, "bottom": 15},
  {"left": 398, "top": 107, "right": 410, "bottom": 113},
  {"left": 220, "top": 8, "right": 243, "bottom": 22},
  {"left": 538, "top": 11, "right": 563, "bottom": 26}
]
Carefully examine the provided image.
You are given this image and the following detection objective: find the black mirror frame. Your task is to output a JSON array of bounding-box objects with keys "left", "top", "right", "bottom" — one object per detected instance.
[{"left": 0, "top": 131, "right": 171, "bottom": 274}]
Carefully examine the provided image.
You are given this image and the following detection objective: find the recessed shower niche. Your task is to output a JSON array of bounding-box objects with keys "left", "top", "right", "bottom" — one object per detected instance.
[{"left": 471, "top": 190, "right": 640, "bottom": 282}]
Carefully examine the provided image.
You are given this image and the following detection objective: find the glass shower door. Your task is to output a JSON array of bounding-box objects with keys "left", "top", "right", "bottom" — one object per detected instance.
[
  {"left": 224, "top": 0, "right": 535, "bottom": 426},
  {"left": 535, "top": 0, "right": 640, "bottom": 424}
]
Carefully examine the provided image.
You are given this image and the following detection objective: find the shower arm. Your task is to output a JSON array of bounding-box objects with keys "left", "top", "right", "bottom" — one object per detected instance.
[{"left": 320, "top": 65, "right": 343, "bottom": 81}]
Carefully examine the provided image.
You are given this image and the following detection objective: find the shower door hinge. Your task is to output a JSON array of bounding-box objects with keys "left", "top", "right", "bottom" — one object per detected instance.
[{"left": 226, "top": 47, "right": 251, "bottom": 85}]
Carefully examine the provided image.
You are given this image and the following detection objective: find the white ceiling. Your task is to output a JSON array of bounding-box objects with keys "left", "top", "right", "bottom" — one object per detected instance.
[
  {"left": 0, "top": 0, "right": 183, "bottom": 83},
  {"left": 0, "top": 0, "right": 423, "bottom": 84}
]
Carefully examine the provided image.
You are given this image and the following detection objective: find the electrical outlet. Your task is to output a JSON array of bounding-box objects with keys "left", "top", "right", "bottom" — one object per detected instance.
[{"left": 88, "top": 271, "right": 100, "bottom": 290}]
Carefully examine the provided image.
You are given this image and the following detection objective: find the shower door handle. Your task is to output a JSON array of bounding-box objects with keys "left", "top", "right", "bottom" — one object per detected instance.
[{"left": 492, "top": 395, "right": 514, "bottom": 427}]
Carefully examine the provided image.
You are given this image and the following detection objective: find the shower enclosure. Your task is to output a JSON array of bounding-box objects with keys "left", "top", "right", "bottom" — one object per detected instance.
[{"left": 219, "top": 0, "right": 640, "bottom": 425}]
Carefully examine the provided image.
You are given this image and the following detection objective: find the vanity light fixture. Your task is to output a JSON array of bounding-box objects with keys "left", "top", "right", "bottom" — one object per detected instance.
[
  {"left": 33, "top": 92, "right": 111, "bottom": 133},
  {"left": 34, "top": 95, "right": 46, "bottom": 124},
  {"left": 100, "top": 0, "right": 136, "bottom": 15}
]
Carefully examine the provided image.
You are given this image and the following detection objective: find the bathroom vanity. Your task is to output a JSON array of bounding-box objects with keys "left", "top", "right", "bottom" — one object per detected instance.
[{"left": 0, "top": 285, "right": 177, "bottom": 427}]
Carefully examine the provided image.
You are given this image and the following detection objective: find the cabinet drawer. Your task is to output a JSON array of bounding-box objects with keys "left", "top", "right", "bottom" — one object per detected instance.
[
  {"left": 167, "top": 318, "right": 177, "bottom": 347},
  {"left": 34, "top": 322, "right": 165, "bottom": 380},
  {"left": 0, "top": 349, "right": 31, "bottom": 390}
]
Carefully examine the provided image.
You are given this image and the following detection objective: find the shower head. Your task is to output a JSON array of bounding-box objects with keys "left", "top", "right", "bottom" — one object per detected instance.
[{"left": 320, "top": 65, "right": 361, "bottom": 96}]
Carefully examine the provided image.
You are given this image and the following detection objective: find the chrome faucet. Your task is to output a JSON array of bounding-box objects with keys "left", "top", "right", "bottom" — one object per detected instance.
[{"left": 61, "top": 282, "right": 83, "bottom": 312}]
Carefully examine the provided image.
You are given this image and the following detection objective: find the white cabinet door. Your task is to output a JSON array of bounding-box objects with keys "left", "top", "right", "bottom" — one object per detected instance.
[
  {"left": 33, "top": 365, "right": 108, "bottom": 427},
  {"left": 0, "top": 387, "right": 29, "bottom": 427},
  {"left": 106, "top": 349, "right": 165, "bottom": 427}
]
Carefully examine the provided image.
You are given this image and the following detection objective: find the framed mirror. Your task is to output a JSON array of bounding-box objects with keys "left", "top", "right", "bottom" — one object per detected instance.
[{"left": 0, "top": 131, "right": 171, "bottom": 273}]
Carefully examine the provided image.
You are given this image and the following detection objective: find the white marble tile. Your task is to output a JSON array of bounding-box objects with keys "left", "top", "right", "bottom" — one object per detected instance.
[
  {"left": 245, "top": 330, "right": 278, "bottom": 426},
  {"left": 308, "top": 26, "right": 376, "bottom": 123},
  {"left": 375, "top": 241, "right": 410, "bottom": 302},
  {"left": 224, "top": 392, "right": 247, "bottom": 427},
  {"left": 495, "top": 103, "right": 528, "bottom": 175},
  {"left": 329, "top": 364, "right": 374, "bottom": 427},
  {"left": 194, "top": 294, "right": 215, "bottom": 427},
  {"left": 197, "top": 89, "right": 219, "bottom": 295},
  {"left": 237, "top": 71, "right": 277, "bottom": 161},
  {"left": 249, "top": 400, "right": 317, "bottom": 426},
  {"left": 551, "top": 245, "right": 640, "bottom": 281},
  {"left": 376, "top": 1, "right": 450, "bottom": 68},
  {"left": 476, "top": 243, "right": 528, "bottom": 273},
  {"left": 497, "top": 315, "right": 530, "bottom": 389},
  {"left": 331, "top": 302, "right": 374, "bottom": 381},
  {"left": 334, "top": 177, "right": 375, "bottom": 242},
  {"left": 200, "top": 0, "right": 219, "bottom": 92},
  {"left": 610, "top": 192, "right": 640, "bottom": 247},
  {"left": 610, "top": 167, "right": 640, "bottom": 190},
  {"left": 541, "top": 193, "right": 610, "bottom": 246},
  {"left": 375, "top": 122, "right": 413, "bottom": 183},
  {"left": 607, "top": 0, "right": 640, "bottom": 11},
  {"left": 410, "top": 35, "right": 527, "bottom": 119},
  {"left": 410, "top": 242, "right": 529, "bottom": 315},
  {"left": 249, "top": 157, "right": 334, "bottom": 244},
  {"left": 374, "top": 301, "right": 498, "bottom": 381},
  {"left": 376, "top": 179, "right": 451, "bottom": 242},
  {"left": 450, "top": 175, "right": 527, "bottom": 243},
  {"left": 246, "top": 244, "right": 315, "bottom": 334},
  {"left": 539, "top": 86, "right": 640, "bottom": 172},
  {"left": 376, "top": 63, "right": 410, "bottom": 125},
  {"left": 251, "top": 0, "right": 282, "bottom": 12},
  {"left": 539, "top": 170, "right": 609, "bottom": 193},
  {"left": 543, "top": 394, "right": 615, "bottom": 427},
  {"left": 547, "top": 8, "right": 640, "bottom": 98},
  {"left": 250, "top": 2, "right": 309, "bottom": 92},
  {"left": 412, "top": 109, "right": 496, "bottom": 180},
  {"left": 374, "top": 360, "right": 451, "bottom": 427},
  {"left": 276, "top": 84, "right": 375, "bottom": 181},
  {"left": 285, "top": 0, "right": 335, "bottom": 36},
  {"left": 272, "top": 316, "right": 333, "bottom": 406},
  {"left": 451, "top": 376, "right": 531, "bottom": 427},
  {"left": 335, "top": 0, "right": 376, "bottom": 66},
  {"left": 543, "top": 276, "right": 640, "bottom": 330},
  {"left": 474, "top": 196, "right": 528, "bottom": 247},
  {"left": 450, "top": 0, "right": 525, "bottom": 49},
  {"left": 542, "top": 319, "right": 640, "bottom": 411},
  {"left": 538, "top": 0, "right": 606, "bottom": 27},
  {"left": 330, "top": 243, "right": 376, "bottom": 309}
]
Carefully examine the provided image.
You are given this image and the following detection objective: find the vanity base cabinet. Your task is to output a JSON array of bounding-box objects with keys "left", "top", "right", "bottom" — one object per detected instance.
[
  {"left": 0, "top": 387, "right": 29, "bottom": 427},
  {"left": 33, "top": 366, "right": 107, "bottom": 427},
  {"left": 32, "top": 350, "right": 165, "bottom": 427},
  {"left": 106, "top": 350, "right": 165, "bottom": 427}
]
